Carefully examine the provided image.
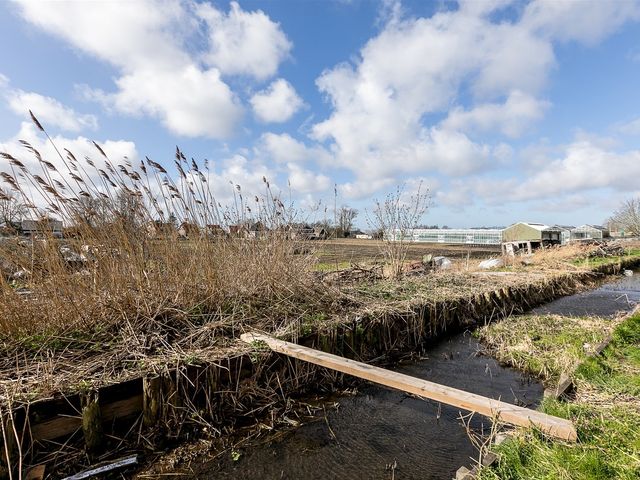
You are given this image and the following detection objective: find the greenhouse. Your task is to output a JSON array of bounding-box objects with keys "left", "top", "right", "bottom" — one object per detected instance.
[
  {"left": 388, "top": 229, "right": 504, "bottom": 245},
  {"left": 571, "top": 225, "right": 610, "bottom": 240}
]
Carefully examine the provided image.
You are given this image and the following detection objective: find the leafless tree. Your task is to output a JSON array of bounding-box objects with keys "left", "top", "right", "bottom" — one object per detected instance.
[
  {"left": 610, "top": 197, "right": 640, "bottom": 236},
  {"left": 368, "top": 183, "right": 430, "bottom": 278},
  {"left": 336, "top": 205, "right": 358, "bottom": 237},
  {"left": 0, "top": 190, "right": 28, "bottom": 226}
]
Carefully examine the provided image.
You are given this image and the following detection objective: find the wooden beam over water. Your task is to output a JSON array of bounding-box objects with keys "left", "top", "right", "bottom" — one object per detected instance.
[{"left": 240, "top": 332, "right": 577, "bottom": 442}]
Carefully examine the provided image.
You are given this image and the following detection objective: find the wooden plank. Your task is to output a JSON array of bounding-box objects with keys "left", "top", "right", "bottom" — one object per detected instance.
[{"left": 241, "top": 332, "right": 577, "bottom": 441}]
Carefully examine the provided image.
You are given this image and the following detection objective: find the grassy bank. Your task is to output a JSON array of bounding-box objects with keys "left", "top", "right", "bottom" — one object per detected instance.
[
  {"left": 478, "top": 312, "right": 640, "bottom": 480},
  {"left": 476, "top": 314, "right": 615, "bottom": 384}
]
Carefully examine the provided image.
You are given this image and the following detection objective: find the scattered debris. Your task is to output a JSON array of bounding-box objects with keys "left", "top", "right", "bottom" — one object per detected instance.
[
  {"left": 62, "top": 455, "right": 138, "bottom": 480},
  {"left": 432, "top": 256, "right": 452, "bottom": 270},
  {"left": 478, "top": 258, "right": 504, "bottom": 269}
]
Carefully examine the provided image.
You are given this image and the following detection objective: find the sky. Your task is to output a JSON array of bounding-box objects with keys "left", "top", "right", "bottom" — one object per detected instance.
[{"left": 1, "top": 0, "right": 640, "bottom": 229}]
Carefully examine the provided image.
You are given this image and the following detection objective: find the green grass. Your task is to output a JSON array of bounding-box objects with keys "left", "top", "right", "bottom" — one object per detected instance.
[
  {"left": 478, "top": 313, "right": 640, "bottom": 480},
  {"left": 571, "top": 248, "right": 640, "bottom": 268},
  {"left": 313, "top": 261, "right": 353, "bottom": 272},
  {"left": 476, "top": 315, "right": 612, "bottom": 383}
]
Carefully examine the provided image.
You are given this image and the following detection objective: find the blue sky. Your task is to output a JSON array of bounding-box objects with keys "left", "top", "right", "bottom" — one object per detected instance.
[{"left": 1, "top": 0, "right": 640, "bottom": 229}]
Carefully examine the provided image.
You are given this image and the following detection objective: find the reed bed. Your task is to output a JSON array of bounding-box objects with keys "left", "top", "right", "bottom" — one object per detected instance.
[{"left": 0, "top": 114, "right": 351, "bottom": 400}]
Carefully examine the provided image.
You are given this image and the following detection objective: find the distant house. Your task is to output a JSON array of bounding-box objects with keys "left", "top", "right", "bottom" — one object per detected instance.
[
  {"left": 247, "top": 221, "right": 268, "bottom": 238},
  {"left": 313, "top": 227, "right": 328, "bottom": 240},
  {"left": 145, "top": 220, "right": 176, "bottom": 239},
  {"left": 205, "top": 224, "right": 227, "bottom": 238},
  {"left": 355, "top": 233, "right": 372, "bottom": 240},
  {"left": 571, "top": 225, "right": 610, "bottom": 241},
  {"left": 21, "top": 219, "right": 63, "bottom": 238},
  {"left": 178, "top": 221, "right": 201, "bottom": 239},
  {"left": 229, "top": 224, "right": 248, "bottom": 237}
]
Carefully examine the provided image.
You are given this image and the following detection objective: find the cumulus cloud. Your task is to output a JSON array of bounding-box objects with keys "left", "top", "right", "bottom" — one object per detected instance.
[
  {"left": 521, "top": 0, "right": 640, "bottom": 45},
  {"left": 1, "top": 74, "right": 97, "bottom": 132},
  {"left": 6, "top": 90, "right": 98, "bottom": 133},
  {"left": 465, "top": 139, "right": 640, "bottom": 207},
  {"left": 615, "top": 117, "right": 640, "bottom": 136},
  {"left": 13, "top": 0, "right": 292, "bottom": 138},
  {"left": 258, "top": 132, "right": 332, "bottom": 165},
  {"left": 311, "top": 0, "right": 638, "bottom": 190},
  {"left": 286, "top": 163, "right": 330, "bottom": 193},
  {"left": 442, "top": 91, "right": 550, "bottom": 138},
  {"left": 250, "top": 79, "right": 304, "bottom": 123},
  {"left": 197, "top": 1, "right": 292, "bottom": 80}
]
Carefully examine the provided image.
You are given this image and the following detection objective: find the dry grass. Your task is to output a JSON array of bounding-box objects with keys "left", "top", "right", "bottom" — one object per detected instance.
[
  {"left": 0, "top": 115, "right": 350, "bottom": 402},
  {"left": 476, "top": 314, "right": 614, "bottom": 383}
]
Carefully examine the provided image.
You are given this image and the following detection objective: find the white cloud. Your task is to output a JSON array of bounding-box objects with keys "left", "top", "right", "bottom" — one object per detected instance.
[
  {"left": 13, "top": 0, "right": 290, "bottom": 138},
  {"left": 442, "top": 91, "right": 550, "bottom": 138},
  {"left": 615, "top": 117, "right": 640, "bottom": 136},
  {"left": 7, "top": 90, "right": 98, "bottom": 132},
  {"left": 1, "top": 74, "right": 98, "bottom": 132},
  {"left": 469, "top": 139, "right": 640, "bottom": 205},
  {"left": 250, "top": 79, "right": 304, "bottom": 123},
  {"left": 311, "top": 0, "right": 638, "bottom": 191},
  {"left": 258, "top": 132, "right": 332, "bottom": 165},
  {"left": 522, "top": 0, "right": 640, "bottom": 45},
  {"left": 108, "top": 66, "right": 240, "bottom": 138},
  {"left": 286, "top": 163, "right": 330, "bottom": 193},
  {"left": 259, "top": 132, "right": 309, "bottom": 163},
  {"left": 196, "top": 1, "right": 292, "bottom": 80}
]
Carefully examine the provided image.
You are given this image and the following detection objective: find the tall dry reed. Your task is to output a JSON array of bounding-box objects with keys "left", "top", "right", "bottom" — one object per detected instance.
[{"left": 0, "top": 112, "right": 326, "bottom": 344}]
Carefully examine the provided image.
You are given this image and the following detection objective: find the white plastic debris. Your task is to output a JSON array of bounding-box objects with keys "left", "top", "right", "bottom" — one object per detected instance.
[
  {"left": 433, "top": 256, "right": 452, "bottom": 269},
  {"left": 623, "top": 269, "right": 633, "bottom": 277},
  {"left": 478, "top": 258, "right": 504, "bottom": 269}
]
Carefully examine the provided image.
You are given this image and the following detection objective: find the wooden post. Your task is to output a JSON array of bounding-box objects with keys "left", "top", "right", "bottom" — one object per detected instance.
[
  {"left": 81, "top": 391, "right": 104, "bottom": 455},
  {"left": 143, "top": 375, "right": 163, "bottom": 428},
  {"left": 241, "top": 332, "right": 577, "bottom": 441}
]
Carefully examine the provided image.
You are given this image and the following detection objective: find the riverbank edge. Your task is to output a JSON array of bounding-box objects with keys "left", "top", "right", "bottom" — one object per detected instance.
[{"left": 2, "top": 257, "right": 639, "bottom": 479}]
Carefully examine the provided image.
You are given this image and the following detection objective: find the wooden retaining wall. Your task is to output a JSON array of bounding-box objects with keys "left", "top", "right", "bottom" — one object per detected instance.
[{"left": 1, "top": 259, "right": 637, "bottom": 478}]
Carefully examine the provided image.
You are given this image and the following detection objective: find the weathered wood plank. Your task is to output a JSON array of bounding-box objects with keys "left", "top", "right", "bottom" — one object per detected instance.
[{"left": 241, "top": 332, "right": 577, "bottom": 441}]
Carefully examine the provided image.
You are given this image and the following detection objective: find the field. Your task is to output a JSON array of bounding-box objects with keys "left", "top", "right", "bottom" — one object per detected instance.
[{"left": 314, "top": 238, "right": 500, "bottom": 266}]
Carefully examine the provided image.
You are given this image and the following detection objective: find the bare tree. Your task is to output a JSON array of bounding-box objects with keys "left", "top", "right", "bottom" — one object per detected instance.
[
  {"left": 336, "top": 205, "right": 358, "bottom": 237},
  {"left": 0, "top": 190, "right": 28, "bottom": 226},
  {"left": 367, "top": 183, "right": 430, "bottom": 278},
  {"left": 610, "top": 197, "right": 640, "bottom": 236}
]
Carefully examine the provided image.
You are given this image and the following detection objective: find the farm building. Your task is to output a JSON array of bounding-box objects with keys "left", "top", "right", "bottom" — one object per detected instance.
[
  {"left": 571, "top": 225, "right": 610, "bottom": 241},
  {"left": 501, "top": 222, "right": 561, "bottom": 255},
  {"left": 502, "top": 223, "right": 561, "bottom": 244},
  {"left": 389, "top": 228, "right": 503, "bottom": 245}
]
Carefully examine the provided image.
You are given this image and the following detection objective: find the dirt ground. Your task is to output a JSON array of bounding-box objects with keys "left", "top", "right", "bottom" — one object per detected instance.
[{"left": 313, "top": 238, "right": 500, "bottom": 265}]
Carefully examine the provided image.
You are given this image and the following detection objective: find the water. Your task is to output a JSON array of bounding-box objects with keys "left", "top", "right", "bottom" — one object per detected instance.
[
  {"left": 195, "top": 271, "right": 640, "bottom": 479},
  {"left": 532, "top": 269, "right": 640, "bottom": 317},
  {"left": 196, "top": 334, "right": 540, "bottom": 479}
]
